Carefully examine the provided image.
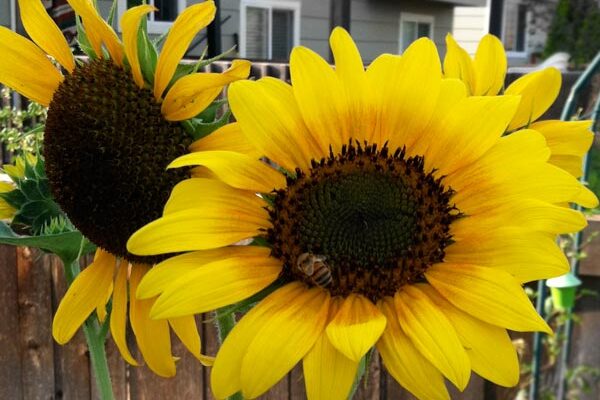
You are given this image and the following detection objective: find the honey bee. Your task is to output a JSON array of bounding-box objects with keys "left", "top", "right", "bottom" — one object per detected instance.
[{"left": 296, "top": 253, "right": 332, "bottom": 288}]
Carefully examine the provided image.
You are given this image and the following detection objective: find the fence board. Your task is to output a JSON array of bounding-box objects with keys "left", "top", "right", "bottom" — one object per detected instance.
[
  {"left": 17, "top": 247, "right": 56, "bottom": 399},
  {"left": 51, "top": 255, "right": 92, "bottom": 400},
  {"left": 0, "top": 245, "right": 22, "bottom": 400}
]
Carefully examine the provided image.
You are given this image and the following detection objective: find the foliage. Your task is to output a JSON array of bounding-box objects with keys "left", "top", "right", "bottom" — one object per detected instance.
[
  {"left": 544, "top": 0, "right": 600, "bottom": 66},
  {"left": 0, "top": 87, "right": 45, "bottom": 154}
]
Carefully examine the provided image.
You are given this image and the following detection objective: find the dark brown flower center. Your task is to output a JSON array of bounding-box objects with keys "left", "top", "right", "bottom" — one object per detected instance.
[
  {"left": 44, "top": 59, "right": 190, "bottom": 264},
  {"left": 267, "top": 142, "right": 460, "bottom": 301}
]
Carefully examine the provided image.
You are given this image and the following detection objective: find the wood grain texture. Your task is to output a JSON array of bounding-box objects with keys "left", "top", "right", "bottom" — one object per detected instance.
[
  {"left": 0, "top": 245, "right": 22, "bottom": 400},
  {"left": 51, "top": 255, "right": 91, "bottom": 400},
  {"left": 17, "top": 247, "right": 55, "bottom": 400}
]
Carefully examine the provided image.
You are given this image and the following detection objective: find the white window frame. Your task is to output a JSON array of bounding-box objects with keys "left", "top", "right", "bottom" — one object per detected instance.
[
  {"left": 399, "top": 13, "right": 434, "bottom": 53},
  {"left": 239, "top": 0, "right": 301, "bottom": 59},
  {"left": 501, "top": 2, "right": 529, "bottom": 59},
  {"left": 117, "top": 0, "right": 186, "bottom": 34}
]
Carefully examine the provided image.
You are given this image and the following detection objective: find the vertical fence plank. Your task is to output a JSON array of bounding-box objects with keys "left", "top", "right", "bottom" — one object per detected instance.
[
  {"left": 129, "top": 332, "right": 204, "bottom": 400},
  {"left": 0, "top": 245, "right": 22, "bottom": 400},
  {"left": 203, "top": 313, "right": 220, "bottom": 400},
  {"left": 354, "top": 353, "right": 381, "bottom": 400},
  {"left": 17, "top": 247, "right": 55, "bottom": 399},
  {"left": 51, "top": 255, "right": 91, "bottom": 400},
  {"left": 290, "top": 364, "right": 306, "bottom": 399}
]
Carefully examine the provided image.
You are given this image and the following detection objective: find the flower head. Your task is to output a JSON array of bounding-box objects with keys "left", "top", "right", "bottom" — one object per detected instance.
[
  {"left": 0, "top": 0, "right": 249, "bottom": 376},
  {"left": 128, "top": 29, "right": 597, "bottom": 397}
]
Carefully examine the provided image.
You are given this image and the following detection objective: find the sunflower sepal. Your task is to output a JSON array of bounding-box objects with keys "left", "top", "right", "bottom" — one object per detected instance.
[
  {"left": 182, "top": 100, "right": 232, "bottom": 141},
  {"left": 75, "top": 16, "right": 97, "bottom": 60},
  {"left": 137, "top": 17, "right": 159, "bottom": 85}
]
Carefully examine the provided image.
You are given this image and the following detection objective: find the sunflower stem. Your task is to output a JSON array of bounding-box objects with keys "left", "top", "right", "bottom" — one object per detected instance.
[
  {"left": 214, "top": 309, "right": 243, "bottom": 400},
  {"left": 82, "top": 319, "right": 115, "bottom": 400},
  {"left": 63, "top": 257, "right": 115, "bottom": 400}
]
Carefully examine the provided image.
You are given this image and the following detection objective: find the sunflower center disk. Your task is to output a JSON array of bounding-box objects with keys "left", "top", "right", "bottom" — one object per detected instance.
[
  {"left": 268, "top": 142, "right": 460, "bottom": 300},
  {"left": 44, "top": 59, "right": 190, "bottom": 263}
]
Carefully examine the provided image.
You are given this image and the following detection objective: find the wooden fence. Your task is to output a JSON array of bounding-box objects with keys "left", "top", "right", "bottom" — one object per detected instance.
[{"left": 1, "top": 238, "right": 600, "bottom": 400}]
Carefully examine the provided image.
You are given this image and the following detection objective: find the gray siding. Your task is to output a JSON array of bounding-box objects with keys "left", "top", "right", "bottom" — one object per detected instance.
[
  {"left": 351, "top": 0, "right": 454, "bottom": 62},
  {"left": 0, "top": 0, "right": 12, "bottom": 28}
]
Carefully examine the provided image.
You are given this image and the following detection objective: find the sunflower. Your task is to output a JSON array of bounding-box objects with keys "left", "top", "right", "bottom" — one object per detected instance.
[
  {"left": 0, "top": 0, "right": 249, "bottom": 376},
  {"left": 128, "top": 28, "right": 597, "bottom": 398},
  {"left": 444, "top": 34, "right": 593, "bottom": 178}
]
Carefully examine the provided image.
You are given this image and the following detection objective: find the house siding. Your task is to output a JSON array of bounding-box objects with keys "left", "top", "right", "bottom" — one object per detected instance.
[
  {"left": 351, "top": 0, "right": 454, "bottom": 62},
  {"left": 1, "top": 0, "right": 12, "bottom": 28},
  {"left": 15, "top": 0, "right": 472, "bottom": 62},
  {"left": 453, "top": 5, "right": 487, "bottom": 55}
]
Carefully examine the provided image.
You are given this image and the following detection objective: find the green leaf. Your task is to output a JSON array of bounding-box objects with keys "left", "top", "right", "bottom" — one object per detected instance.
[{"left": 0, "top": 221, "right": 95, "bottom": 263}]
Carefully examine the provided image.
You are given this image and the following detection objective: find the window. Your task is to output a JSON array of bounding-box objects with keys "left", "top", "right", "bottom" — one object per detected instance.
[
  {"left": 399, "top": 13, "right": 434, "bottom": 52},
  {"left": 117, "top": 0, "right": 186, "bottom": 34},
  {"left": 240, "top": 0, "right": 300, "bottom": 60},
  {"left": 503, "top": 2, "right": 528, "bottom": 55}
]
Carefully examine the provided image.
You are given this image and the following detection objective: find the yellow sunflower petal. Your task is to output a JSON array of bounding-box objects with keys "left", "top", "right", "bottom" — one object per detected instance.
[
  {"left": 129, "top": 264, "right": 176, "bottom": 377},
  {"left": 368, "top": 38, "right": 441, "bottom": 150},
  {"left": 376, "top": 297, "right": 450, "bottom": 400},
  {"left": 472, "top": 34, "right": 506, "bottom": 95},
  {"left": 137, "top": 246, "right": 271, "bottom": 299},
  {"left": 52, "top": 249, "right": 115, "bottom": 343},
  {"left": 162, "top": 59, "right": 251, "bottom": 121},
  {"left": 240, "top": 287, "right": 330, "bottom": 399},
  {"left": 443, "top": 34, "right": 475, "bottom": 95},
  {"left": 303, "top": 298, "right": 359, "bottom": 400},
  {"left": 189, "top": 123, "right": 262, "bottom": 158},
  {"left": 330, "top": 27, "right": 367, "bottom": 141},
  {"left": 394, "top": 286, "right": 471, "bottom": 390},
  {"left": 67, "top": 0, "right": 123, "bottom": 65},
  {"left": 446, "top": 227, "right": 569, "bottom": 283},
  {"left": 169, "top": 316, "right": 214, "bottom": 366},
  {"left": 229, "top": 77, "right": 323, "bottom": 172},
  {"left": 127, "top": 207, "right": 269, "bottom": 256},
  {"left": 531, "top": 120, "right": 593, "bottom": 177},
  {"left": 109, "top": 259, "right": 138, "bottom": 365},
  {"left": 0, "top": 26, "right": 63, "bottom": 106},
  {"left": 325, "top": 293, "right": 387, "bottom": 362},
  {"left": 163, "top": 177, "right": 266, "bottom": 216},
  {"left": 505, "top": 68, "right": 561, "bottom": 130},
  {"left": 121, "top": 4, "right": 156, "bottom": 88},
  {"left": 153, "top": 1, "right": 216, "bottom": 100},
  {"left": 149, "top": 253, "right": 282, "bottom": 319},
  {"left": 168, "top": 151, "right": 286, "bottom": 192},
  {"left": 421, "top": 284, "right": 519, "bottom": 387},
  {"left": 451, "top": 198, "right": 587, "bottom": 234},
  {"left": 95, "top": 280, "right": 113, "bottom": 323},
  {"left": 425, "top": 263, "right": 552, "bottom": 333},
  {"left": 290, "top": 45, "right": 352, "bottom": 152},
  {"left": 18, "top": 0, "right": 75, "bottom": 72},
  {"left": 211, "top": 283, "right": 306, "bottom": 398},
  {"left": 423, "top": 95, "right": 520, "bottom": 176}
]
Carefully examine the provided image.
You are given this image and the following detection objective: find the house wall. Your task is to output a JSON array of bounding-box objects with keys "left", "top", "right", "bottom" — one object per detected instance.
[
  {"left": 0, "top": 0, "right": 13, "bottom": 28},
  {"left": 453, "top": 5, "right": 487, "bottom": 55},
  {"left": 351, "top": 0, "right": 455, "bottom": 62},
  {"left": 33, "top": 0, "right": 465, "bottom": 62}
]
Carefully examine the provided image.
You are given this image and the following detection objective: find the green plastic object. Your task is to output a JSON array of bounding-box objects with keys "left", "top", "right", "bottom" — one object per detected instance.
[{"left": 547, "top": 272, "right": 582, "bottom": 310}]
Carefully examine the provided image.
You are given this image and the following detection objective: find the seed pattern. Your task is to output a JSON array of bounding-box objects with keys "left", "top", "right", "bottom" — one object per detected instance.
[
  {"left": 44, "top": 59, "right": 191, "bottom": 264},
  {"left": 267, "top": 141, "right": 460, "bottom": 300}
]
